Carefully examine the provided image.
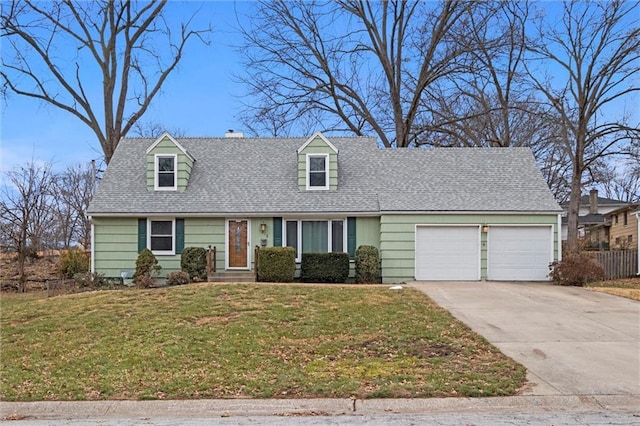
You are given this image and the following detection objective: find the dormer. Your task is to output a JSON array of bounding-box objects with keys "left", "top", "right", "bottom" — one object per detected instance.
[
  {"left": 146, "top": 132, "right": 195, "bottom": 191},
  {"left": 297, "top": 132, "right": 338, "bottom": 191}
]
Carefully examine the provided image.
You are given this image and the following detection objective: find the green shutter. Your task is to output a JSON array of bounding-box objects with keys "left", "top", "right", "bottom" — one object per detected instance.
[
  {"left": 273, "top": 217, "right": 282, "bottom": 246},
  {"left": 138, "top": 218, "right": 147, "bottom": 253},
  {"left": 176, "top": 218, "right": 185, "bottom": 254},
  {"left": 347, "top": 217, "right": 357, "bottom": 259}
]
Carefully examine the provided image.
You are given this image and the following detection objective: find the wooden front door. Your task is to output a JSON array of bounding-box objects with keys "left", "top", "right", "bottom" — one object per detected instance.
[{"left": 228, "top": 220, "right": 248, "bottom": 268}]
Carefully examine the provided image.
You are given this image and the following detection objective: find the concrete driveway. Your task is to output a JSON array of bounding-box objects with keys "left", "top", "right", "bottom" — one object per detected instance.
[{"left": 409, "top": 281, "right": 640, "bottom": 397}]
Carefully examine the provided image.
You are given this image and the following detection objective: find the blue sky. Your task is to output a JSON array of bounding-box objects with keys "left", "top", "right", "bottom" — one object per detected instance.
[
  {"left": 1, "top": 1, "right": 252, "bottom": 173},
  {"left": 1, "top": 1, "right": 637, "bottom": 178}
]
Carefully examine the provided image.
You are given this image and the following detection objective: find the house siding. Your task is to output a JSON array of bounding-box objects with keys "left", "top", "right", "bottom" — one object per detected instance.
[
  {"left": 146, "top": 137, "right": 193, "bottom": 191},
  {"left": 297, "top": 136, "right": 338, "bottom": 190},
  {"left": 93, "top": 217, "right": 140, "bottom": 278},
  {"left": 93, "top": 217, "right": 226, "bottom": 279},
  {"left": 356, "top": 216, "right": 380, "bottom": 248},
  {"left": 380, "top": 214, "right": 559, "bottom": 283},
  {"left": 609, "top": 209, "right": 638, "bottom": 250}
]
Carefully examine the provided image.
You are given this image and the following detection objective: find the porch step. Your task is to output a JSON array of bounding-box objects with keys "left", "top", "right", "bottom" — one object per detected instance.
[{"left": 209, "top": 271, "right": 256, "bottom": 283}]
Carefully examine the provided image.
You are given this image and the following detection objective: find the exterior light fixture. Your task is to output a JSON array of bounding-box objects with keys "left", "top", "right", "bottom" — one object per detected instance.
[
  {"left": 482, "top": 224, "right": 489, "bottom": 233},
  {"left": 260, "top": 222, "right": 267, "bottom": 233}
]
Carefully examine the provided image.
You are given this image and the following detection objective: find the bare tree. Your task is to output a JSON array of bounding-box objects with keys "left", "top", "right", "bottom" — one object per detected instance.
[
  {"left": 236, "top": 0, "right": 473, "bottom": 146},
  {"left": 595, "top": 156, "right": 640, "bottom": 203},
  {"left": 53, "top": 163, "right": 96, "bottom": 249},
  {"left": 524, "top": 0, "right": 640, "bottom": 252},
  {"left": 0, "top": 161, "right": 55, "bottom": 292},
  {"left": 1, "top": 1, "right": 210, "bottom": 164},
  {"left": 422, "top": 1, "right": 534, "bottom": 147},
  {"left": 130, "top": 120, "right": 186, "bottom": 138}
]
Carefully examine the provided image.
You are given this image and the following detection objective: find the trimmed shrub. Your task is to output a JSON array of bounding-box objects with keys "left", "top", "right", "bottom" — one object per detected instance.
[
  {"left": 301, "top": 252, "right": 350, "bottom": 283},
  {"left": 57, "top": 249, "right": 90, "bottom": 279},
  {"left": 166, "top": 270, "right": 190, "bottom": 286},
  {"left": 548, "top": 252, "right": 605, "bottom": 286},
  {"left": 133, "top": 248, "right": 161, "bottom": 288},
  {"left": 355, "top": 245, "right": 380, "bottom": 283},
  {"left": 181, "top": 247, "right": 207, "bottom": 281},
  {"left": 257, "top": 247, "right": 296, "bottom": 282}
]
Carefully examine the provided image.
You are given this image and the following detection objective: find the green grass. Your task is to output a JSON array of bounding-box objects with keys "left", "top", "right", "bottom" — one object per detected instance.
[{"left": 0, "top": 283, "right": 526, "bottom": 401}]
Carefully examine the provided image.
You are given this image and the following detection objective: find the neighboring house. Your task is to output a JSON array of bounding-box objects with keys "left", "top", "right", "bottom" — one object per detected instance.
[
  {"left": 636, "top": 208, "right": 640, "bottom": 275},
  {"left": 560, "top": 189, "right": 627, "bottom": 250},
  {"left": 605, "top": 203, "right": 639, "bottom": 250},
  {"left": 87, "top": 132, "right": 562, "bottom": 283}
]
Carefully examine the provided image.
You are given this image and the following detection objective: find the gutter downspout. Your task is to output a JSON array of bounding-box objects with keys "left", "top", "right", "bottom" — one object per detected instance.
[
  {"left": 557, "top": 214, "right": 562, "bottom": 262},
  {"left": 89, "top": 217, "right": 95, "bottom": 273}
]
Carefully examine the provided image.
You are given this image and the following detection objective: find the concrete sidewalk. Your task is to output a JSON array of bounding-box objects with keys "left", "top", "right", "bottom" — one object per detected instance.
[{"left": 409, "top": 281, "right": 640, "bottom": 397}]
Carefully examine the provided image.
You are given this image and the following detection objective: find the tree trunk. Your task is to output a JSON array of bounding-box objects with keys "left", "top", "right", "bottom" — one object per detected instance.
[
  {"left": 565, "top": 168, "right": 582, "bottom": 253},
  {"left": 17, "top": 250, "right": 26, "bottom": 293}
]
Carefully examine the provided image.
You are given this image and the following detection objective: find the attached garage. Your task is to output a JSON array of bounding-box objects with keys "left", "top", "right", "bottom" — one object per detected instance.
[
  {"left": 415, "top": 226, "right": 480, "bottom": 280},
  {"left": 487, "top": 226, "right": 553, "bottom": 281}
]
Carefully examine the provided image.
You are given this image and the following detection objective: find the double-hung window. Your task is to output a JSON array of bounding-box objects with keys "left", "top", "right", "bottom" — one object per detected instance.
[
  {"left": 155, "top": 154, "right": 177, "bottom": 190},
  {"left": 149, "top": 219, "right": 175, "bottom": 255},
  {"left": 306, "top": 154, "right": 329, "bottom": 190},
  {"left": 284, "top": 219, "right": 345, "bottom": 261}
]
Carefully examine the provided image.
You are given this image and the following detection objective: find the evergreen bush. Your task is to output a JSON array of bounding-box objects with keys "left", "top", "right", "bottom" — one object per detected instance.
[
  {"left": 257, "top": 247, "right": 296, "bottom": 282},
  {"left": 355, "top": 245, "right": 380, "bottom": 283},
  {"left": 133, "top": 248, "right": 161, "bottom": 288},
  {"left": 301, "top": 252, "right": 349, "bottom": 283},
  {"left": 57, "top": 249, "right": 90, "bottom": 279},
  {"left": 181, "top": 247, "right": 207, "bottom": 281}
]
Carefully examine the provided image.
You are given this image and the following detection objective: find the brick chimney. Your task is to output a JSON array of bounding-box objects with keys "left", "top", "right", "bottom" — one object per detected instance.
[{"left": 589, "top": 189, "right": 598, "bottom": 214}]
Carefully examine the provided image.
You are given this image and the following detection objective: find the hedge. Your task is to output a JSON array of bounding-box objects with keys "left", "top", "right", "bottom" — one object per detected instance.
[
  {"left": 301, "top": 252, "right": 350, "bottom": 283},
  {"left": 257, "top": 247, "right": 296, "bottom": 282}
]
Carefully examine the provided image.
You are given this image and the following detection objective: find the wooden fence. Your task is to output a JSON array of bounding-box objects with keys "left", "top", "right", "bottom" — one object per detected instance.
[{"left": 591, "top": 249, "right": 638, "bottom": 280}]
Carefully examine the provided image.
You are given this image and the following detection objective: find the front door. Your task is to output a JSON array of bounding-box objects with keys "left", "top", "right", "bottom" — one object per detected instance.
[{"left": 228, "top": 219, "right": 249, "bottom": 268}]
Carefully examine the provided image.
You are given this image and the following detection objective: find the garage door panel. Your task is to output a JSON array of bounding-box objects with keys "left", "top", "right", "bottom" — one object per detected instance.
[
  {"left": 415, "top": 226, "right": 479, "bottom": 281},
  {"left": 488, "top": 226, "right": 551, "bottom": 281}
]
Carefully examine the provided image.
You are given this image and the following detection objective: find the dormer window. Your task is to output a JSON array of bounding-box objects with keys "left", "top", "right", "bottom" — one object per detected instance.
[
  {"left": 307, "top": 154, "right": 329, "bottom": 190},
  {"left": 155, "top": 154, "right": 177, "bottom": 190}
]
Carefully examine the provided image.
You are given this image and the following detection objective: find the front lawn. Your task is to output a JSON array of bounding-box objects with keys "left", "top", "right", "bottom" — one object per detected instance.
[
  {"left": 586, "top": 278, "right": 640, "bottom": 301},
  {"left": 0, "top": 283, "right": 525, "bottom": 401}
]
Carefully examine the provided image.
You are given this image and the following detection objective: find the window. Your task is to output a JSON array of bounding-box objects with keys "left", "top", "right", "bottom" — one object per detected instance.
[
  {"left": 149, "top": 219, "right": 174, "bottom": 255},
  {"left": 629, "top": 235, "right": 633, "bottom": 243},
  {"left": 306, "top": 154, "right": 328, "bottom": 190},
  {"left": 285, "top": 220, "right": 298, "bottom": 257},
  {"left": 155, "top": 155, "right": 177, "bottom": 190},
  {"left": 615, "top": 215, "right": 619, "bottom": 224},
  {"left": 623, "top": 212, "right": 628, "bottom": 226},
  {"left": 331, "top": 220, "right": 344, "bottom": 252},
  {"left": 284, "top": 219, "right": 345, "bottom": 260}
]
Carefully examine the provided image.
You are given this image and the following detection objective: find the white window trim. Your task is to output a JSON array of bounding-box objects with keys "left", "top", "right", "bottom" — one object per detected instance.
[
  {"left": 148, "top": 218, "right": 175, "bottom": 256},
  {"left": 306, "top": 153, "right": 329, "bottom": 190},
  {"left": 154, "top": 154, "right": 178, "bottom": 191},
  {"left": 283, "top": 218, "right": 346, "bottom": 262}
]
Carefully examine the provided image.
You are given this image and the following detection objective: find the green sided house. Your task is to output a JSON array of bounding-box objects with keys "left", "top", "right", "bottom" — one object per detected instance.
[{"left": 87, "top": 131, "right": 562, "bottom": 283}]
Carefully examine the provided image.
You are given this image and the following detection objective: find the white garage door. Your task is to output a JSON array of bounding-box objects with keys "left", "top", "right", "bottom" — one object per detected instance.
[
  {"left": 488, "top": 226, "right": 552, "bottom": 281},
  {"left": 415, "top": 226, "right": 480, "bottom": 280}
]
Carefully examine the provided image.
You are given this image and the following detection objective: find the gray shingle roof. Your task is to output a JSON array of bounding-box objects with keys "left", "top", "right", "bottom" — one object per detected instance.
[{"left": 87, "top": 136, "right": 561, "bottom": 216}]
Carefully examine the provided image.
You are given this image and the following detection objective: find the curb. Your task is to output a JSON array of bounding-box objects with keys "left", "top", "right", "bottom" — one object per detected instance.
[{"left": 2, "top": 395, "right": 639, "bottom": 421}]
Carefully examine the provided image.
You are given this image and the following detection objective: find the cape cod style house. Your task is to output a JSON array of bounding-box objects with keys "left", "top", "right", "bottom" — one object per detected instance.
[{"left": 87, "top": 132, "right": 562, "bottom": 283}]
